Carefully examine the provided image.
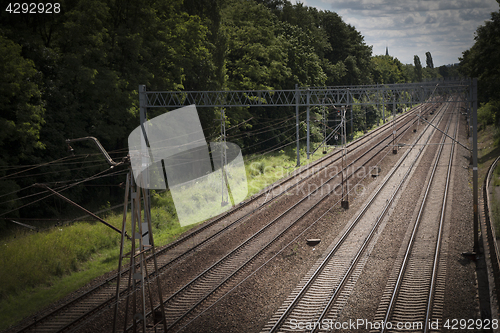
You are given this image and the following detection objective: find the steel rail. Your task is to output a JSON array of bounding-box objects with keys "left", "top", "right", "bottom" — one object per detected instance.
[
  {"left": 483, "top": 146, "right": 500, "bottom": 314},
  {"left": 130, "top": 102, "right": 434, "bottom": 333},
  {"left": 314, "top": 98, "right": 455, "bottom": 333},
  {"left": 15, "top": 102, "right": 431, "bottom": 333},
  {"left": 378, "top": 98, "right": 456, "bottom": 333},
  {"left": 135, "top": 99, "right": 426, "bottom": 277},
  {"left": 423, "top": 100, "right": 459, "bottom": 332},
  {"left": 163, "top": 100, "right": 440, "bottom": 332},
  {"left": 129, "top": 99, "right": 428, "bottom": 267},
  {"left": 177, "top": 123, "right": 424, "bottom": 333},
  {"left": 267, "top": 97, "right": 451, "bottom": 333}
]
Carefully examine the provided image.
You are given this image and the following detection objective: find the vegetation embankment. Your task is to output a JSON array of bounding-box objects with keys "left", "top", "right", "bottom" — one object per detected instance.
[
  {"left": 473, "top": 89, "right": 500, "bottom": 238},
  {"left": 461, "top": 6, "right": 500, "bottom": 237},
  {"left": 0, "top": 0, "right": 457, "bottom": 226},
  {"left": 477, "top": 125, "right": 500, "bottom": 240},
  {"left": 0, "top": 142, "right": 327, "bottom": 331}
]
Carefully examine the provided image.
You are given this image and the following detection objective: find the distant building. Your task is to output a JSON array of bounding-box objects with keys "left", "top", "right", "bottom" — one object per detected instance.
[{"left": 385, "top": 46, "right": 389, "bottom": 56}]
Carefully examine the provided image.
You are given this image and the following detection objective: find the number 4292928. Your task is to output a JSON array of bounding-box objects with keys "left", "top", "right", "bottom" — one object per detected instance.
[{"left": 5, "top": 3, "right": 61, "bottom": 14}]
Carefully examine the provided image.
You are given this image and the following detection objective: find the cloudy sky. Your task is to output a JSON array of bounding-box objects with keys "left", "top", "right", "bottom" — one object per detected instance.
[{"left": 294, "top": 0, "right": 499, "bottom": 66}]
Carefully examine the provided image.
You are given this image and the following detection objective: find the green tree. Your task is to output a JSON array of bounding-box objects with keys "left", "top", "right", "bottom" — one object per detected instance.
[
  {"left": 438, "top": 64, "right": 461, "bottom": 79},
  {"left": 371, "top": 55, "right": 408, "bottom": 84},
  {"left": 460, "top": 7, "right": 500, "bottom": 104},
  {"left": 0, "top": 35, "right": 45, "bottom": 220},
  {"left": 0, "top": 0, "right": 217, "bottom": 218},
  {"left": 425, "top": 51, "right": 434, "bottom": 69},
  {"left": 414, "top": 55, "right": 423, "bottom": 82},
  {"left": 317, "top": 10, "right": 372, "bottom": 85},
  {"left": 277, "top": 21, "right": 326, "bottom": 87},
  {"left": 0, "top": 36, "right": 45, "bottom": 161},
  {"left": 223, "top": 0, "right": 292, "bottom": 90},
  {"left": 402, "top": 64, "right": 415, "bottom": 82}
]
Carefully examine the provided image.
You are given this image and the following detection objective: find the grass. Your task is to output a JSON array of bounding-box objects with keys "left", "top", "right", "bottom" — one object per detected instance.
[
  {"left": 245, "top": 144, "right": 327, "bottom": 196},
  {"left": 0, "top": 219, "right": 122, "bottom": 329},
  {"left": 0, "top": 142, "right": 328, "bottom": 331}
]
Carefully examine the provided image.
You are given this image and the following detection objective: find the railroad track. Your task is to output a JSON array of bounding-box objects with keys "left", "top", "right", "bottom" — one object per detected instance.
[
  {"left": 128, "top": 101, "right": 441, "bottom": 332},
  {"left": 259, "top": 97, "right": 455, "bottom": 333},
  {"left": 373, "top": 98, "right": 458, "bottom": 333},
  {"left": 12, "top": 99, "right": 437, "bottom": 333}
]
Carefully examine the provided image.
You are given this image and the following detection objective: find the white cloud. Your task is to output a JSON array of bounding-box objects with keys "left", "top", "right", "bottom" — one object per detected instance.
[{"left": 294, "top": 0, "right": 499, "bottom": 66}]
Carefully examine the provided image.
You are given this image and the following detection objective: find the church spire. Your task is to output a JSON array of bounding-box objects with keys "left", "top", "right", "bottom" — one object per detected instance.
[{"left": 385, "top": 46, "right": 389, "bottom": 56}]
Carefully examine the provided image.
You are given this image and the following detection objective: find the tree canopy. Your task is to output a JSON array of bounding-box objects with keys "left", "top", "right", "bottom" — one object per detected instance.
[
  {"left": 460, "top": 6, "right": 500, "bottom": 104},
  {"left": 460, "top": 3, "right": 500, "bottom": 126},
  {"left": 371, "top": 55, "right": 408, "bottom": 84},
  {"left": 0, "top": 0, "right": 464, "bottom": 223}
]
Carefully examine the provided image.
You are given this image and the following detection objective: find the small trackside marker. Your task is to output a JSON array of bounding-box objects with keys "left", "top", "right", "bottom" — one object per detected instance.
[{"left": 306, "top": 239, "right": 321, "bottom": 246}]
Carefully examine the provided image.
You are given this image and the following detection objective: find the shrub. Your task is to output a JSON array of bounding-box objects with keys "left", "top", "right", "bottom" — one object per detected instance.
[{"left": 478, "top": 100, "right": 500, "bottom": 130}]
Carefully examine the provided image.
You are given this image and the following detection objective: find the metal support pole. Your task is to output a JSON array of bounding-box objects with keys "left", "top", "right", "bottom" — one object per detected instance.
[
  {"left": 393, "top": 96, "right": 397, "bottom": 154},
  {"left": 469, "top": 81, "right": 473, "bottom": 139},
  {"left": 472, "top": 78, "right": 479, "bottom": 253},
  {"left": 341, "top": 108, "right": 349, "bottom": 209},
  {"left": 350, "top": 105, "right": 354, "bottom": 140},
  {"left": 114, "top": 170, "right": 166, "bottom": 333},
  {"left": 113, "top": 173, "right": 131, "bottom": 333},
  {"left": 364, "top": 105, "right": 366, "bottom": 133},
  {"left": 349, "top": 91, "right": 353, "bottom": 140},
  {"left": 323, "top": 105, "right": 327, "bottom": 154},
  {"left": 382, "top": 90, "right": 386, "bottom": 123},
  {"left": 221, "top": 109, "right": 227, "bottom": 206},
  {"left": 306, "top": 89, "right": 310, "bottom": 159},
  {"left": 138, "top": 85, "right": 151, "bottom": 231},
  {"left": 296, "top": 84, "right": 300, "bottom": 167}
]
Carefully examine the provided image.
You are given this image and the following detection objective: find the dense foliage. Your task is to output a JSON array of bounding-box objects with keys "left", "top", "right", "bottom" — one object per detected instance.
[
  {"left": 0, "top": 0, "right": 462, "bottom": 224},
  {"left": 460, "top": 1, "right": 500, "bottom": 127}
]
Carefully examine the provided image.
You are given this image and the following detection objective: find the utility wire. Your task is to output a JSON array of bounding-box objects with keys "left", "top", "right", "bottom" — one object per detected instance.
[
  {"left": 0, "top": 169, "right": 128, "bottom": 206},
  {"left": 0, "top": 164, "right": 123, "bottom": 218},
  {"left": 239, "top": 125, "right": 296, "bottom": 152},
  {"left": 0, "top": 155, "right": 74, "bottom": 181}
]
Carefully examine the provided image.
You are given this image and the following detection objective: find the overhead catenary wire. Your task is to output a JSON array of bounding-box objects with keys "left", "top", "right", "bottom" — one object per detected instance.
[
  {"left": 0, "top": 109, "right": 303, "bottom": 178},
  {"left": 0, "top": 163, "right": 124, "bottom": 218},
  {"left": 226, "top": 111, "right": 306, "bottom": 140},
  {"left": 1, "top": 161, "right": 116, "bottom": 181},
  {"left": 2, "top": 122, "right": 296, "bottom": 203},
  {"left": 0, "top": 155, "right": 75, "bottom": 180},
  {"left": 244, "top": 133, "right": 308, "bottom": 163},
  {"left": 239, "top": 125, "right": 297, "bottom": 152},
  {"left": 0, "top": 167, "right": 128, "bottom": 201},
  {"left": 0, "top": 105, "right": 327, "bottom": 217},
  {"left": 226, "top": 121, "right": 296, "bottom": 140},
  {"left": 0, "top": 169, "right": 129, "bottom": 207},
  {"left": 0, "top": 152, "right": 127, "bottom": 176}
]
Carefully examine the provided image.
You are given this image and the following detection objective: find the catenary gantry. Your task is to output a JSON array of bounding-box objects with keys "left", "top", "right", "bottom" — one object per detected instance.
[
  {"left": 137, "top": 78, "right": 480, "bottom": 256},
  {"left": 141, "top": 80, "right": 470, "bottom": 108}
]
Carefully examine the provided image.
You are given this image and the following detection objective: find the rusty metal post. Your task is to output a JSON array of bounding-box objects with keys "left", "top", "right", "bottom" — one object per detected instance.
[
  {"left": 113, "top": 173, "right": 131, "bottom": 333},
  {"left": 306, "top": 88, "right": 310, "bottom": 159},
  {"left": 393, "top": 95, "right": 397, "bottom": 154},
  {"left": 296, "top": 84, "right": 300, "bottom": 167},
  {"left": 341, "top": 107, "right": 349, "bottom": 209},
  {"left": 472, "top": 78, "right": 479, "bottom": 253}
]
